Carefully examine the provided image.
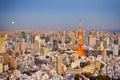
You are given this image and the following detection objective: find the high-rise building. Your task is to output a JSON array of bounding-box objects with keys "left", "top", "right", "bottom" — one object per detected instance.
[
  {"left": 62, "top": 36, "right": 65, "bottom": 45},
  {"left": 14, "top": 44, "right": 20, "bottom": 53},
  {"left": 55, "top": 55, "right": 61, "bottom": 74},
  {"left": 0, "top": 34, "right": 6, "bottom": 53},
  {"left": 21, "top": 31, "right": 26, "bottom": 40},
  {"left": 96, "top": 32, "right": 100, "bottom": 44},
  {"left": 34, "top": 36, "right": 40, "bottom": 53},
  {"left": 41, "top": 39, "right": 46, "bottom": 46},
  {"left": 118, "top": 36, "right": 120, "bottom": 46},
  {"left": 26, "top": 32, "right": 32, "bottom": 43},
  {"left": 77, "top": 22, "right": 86, "bottom": 56},
  {"left": 114, "top": 38, "right": 118, "bottom": 44},
  {"left": 100, "top": 41, "right": 104, "bottom": 51},
  {"left": 113, "top": 44, "right": 119, "bottom": 56},
  {"left": 50, "top": 33, "right": 54, "bottom": 44},
  {"left": 43, "top": 47, "right": 48, "bottom": 56},
  {"left": 2, "top": 53, "right": 9, "bottom": 65},
  {"left": 106, "top": 36, "right": 110, "bottom": 45},
  {"left": 40, "top": 47, "right": 44, "bottom": 56},
  {"left": 9, "top": 58, "right": 17, "bottom": 69},
  {"left": 0, "top": 56, "right": 3, "bottom": 73},
  {"left": 89, "top": 35, "right": 96, "bottom": 47},
  {"left": 8, "top": 50, "right": 15, "bottom": 58},
  {"left": 71, "top": 31, "right": 76, "bottom": 45},
  {"left": 63, "top": 30, "right": 67, "bottom": 37},
  {"left": 20, "top": 39, "right": 26, "bottom": 54},
  {"left": 52, "top": 39, "right": 58, "bottom": 51},
  {"left": 0, "top": 56, "right": 4, "bottom": 63},
  {"left": 13, "top": 70, "right": 21, "bottom": 78},
  {"left": 102, "top": 49, "right": 107, "bottom": 62},
  {"left": 3, "top": 64, "right": 8, "bottom": 72},
  {"left": 83, "top": 30, "right": 88, "bottom": 45}
]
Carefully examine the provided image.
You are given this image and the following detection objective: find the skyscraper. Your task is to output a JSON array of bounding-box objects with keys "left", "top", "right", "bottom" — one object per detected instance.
[
  {"left": 113, "top": 44, "right": 119, "bottom": 56},
  {"left": 26, "top": 32, "right": 32, "bottom": 43},
  {"left": 21, "top": 31, "right": 26, "bottom": 40},
  {"left": 77, "top": 22, "right": 86, "bottom": 56},
  {"left": 0, "top": 34, "right": 6, "bottom": 53},
  {"left": 34, "top": 35, "right": 40, "bottom": 53},
  {"left": 20, "top": 39, "right": 26, "bottom": 54},
  {"left": 71, "top": 31, "right": 75, "bottom": 45},
  {"left": 89, "top": 35, "right": 96, "bottom": 47},
  {"left": 96, "top": 32, "right": 100, "bottom": 44},
  {"left": 82, "top": 30, "right": 88, "bottom": 46},
  {"left": 100, "top": 41, "right": 104, "bottom": 51},
  {"left": 55, "top": 55, "right": 61, "bottom": 74}
]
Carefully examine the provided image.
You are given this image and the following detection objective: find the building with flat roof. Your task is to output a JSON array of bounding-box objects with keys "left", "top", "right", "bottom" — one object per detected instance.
[{"left": 0, "top": 34, "right": 6, "bottom": 53}]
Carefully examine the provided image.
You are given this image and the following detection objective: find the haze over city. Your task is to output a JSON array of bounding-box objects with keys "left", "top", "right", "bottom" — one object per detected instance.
[
  {"left": 0, "top": 0, "right": 120, "bottom": 80},
  {"left": 0, "top": 0, "right": 120, "bottom": 31}
]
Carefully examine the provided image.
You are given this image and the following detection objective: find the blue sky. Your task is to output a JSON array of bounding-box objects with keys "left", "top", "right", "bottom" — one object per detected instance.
[{"left": 0, "top": 0, "right": 120, "bottom": 30}]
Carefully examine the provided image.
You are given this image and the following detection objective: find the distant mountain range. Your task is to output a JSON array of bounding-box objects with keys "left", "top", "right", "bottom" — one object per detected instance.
[{"left": 107, "top": 30, "right": 120, "bottom": 32}]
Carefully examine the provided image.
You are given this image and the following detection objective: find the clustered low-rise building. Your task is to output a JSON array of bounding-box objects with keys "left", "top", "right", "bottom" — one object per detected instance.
[{"left": 0, "top": 22, "right": 120, "bottom": 79}]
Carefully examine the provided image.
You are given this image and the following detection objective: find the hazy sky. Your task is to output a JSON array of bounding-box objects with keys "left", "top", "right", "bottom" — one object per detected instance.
[{"left": 0, "top": 0, "right": 120, "bottom": 31}]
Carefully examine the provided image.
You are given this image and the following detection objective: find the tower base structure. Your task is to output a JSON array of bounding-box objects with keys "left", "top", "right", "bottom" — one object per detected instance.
[{"left": 77, "top": 43, "right": 86, "bottom": 57}]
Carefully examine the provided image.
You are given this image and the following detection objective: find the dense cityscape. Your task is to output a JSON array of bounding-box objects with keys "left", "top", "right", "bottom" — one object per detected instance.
[{"left": 0, "top": 22, "right": 120, "bottom": 80}]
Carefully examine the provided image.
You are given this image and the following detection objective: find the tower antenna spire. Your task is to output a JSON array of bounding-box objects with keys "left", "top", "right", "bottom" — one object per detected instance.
[{"left": 80, "top": 20, "right": 82, "bottom": 29}]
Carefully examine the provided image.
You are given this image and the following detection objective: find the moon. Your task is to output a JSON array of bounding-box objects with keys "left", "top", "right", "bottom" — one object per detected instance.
[{"left": 11, "top": 21, "right": 15, "bottom": 25}]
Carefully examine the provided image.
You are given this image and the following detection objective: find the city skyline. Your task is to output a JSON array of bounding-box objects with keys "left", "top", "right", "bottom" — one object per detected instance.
[{"left": 0, "top": 0, "right": 120, "bottom": 31}]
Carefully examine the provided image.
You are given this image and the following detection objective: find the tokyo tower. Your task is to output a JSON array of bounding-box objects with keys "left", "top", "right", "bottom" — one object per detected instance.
[{"left": 77, "top": 21, "right": 86, "bottom": 56}]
